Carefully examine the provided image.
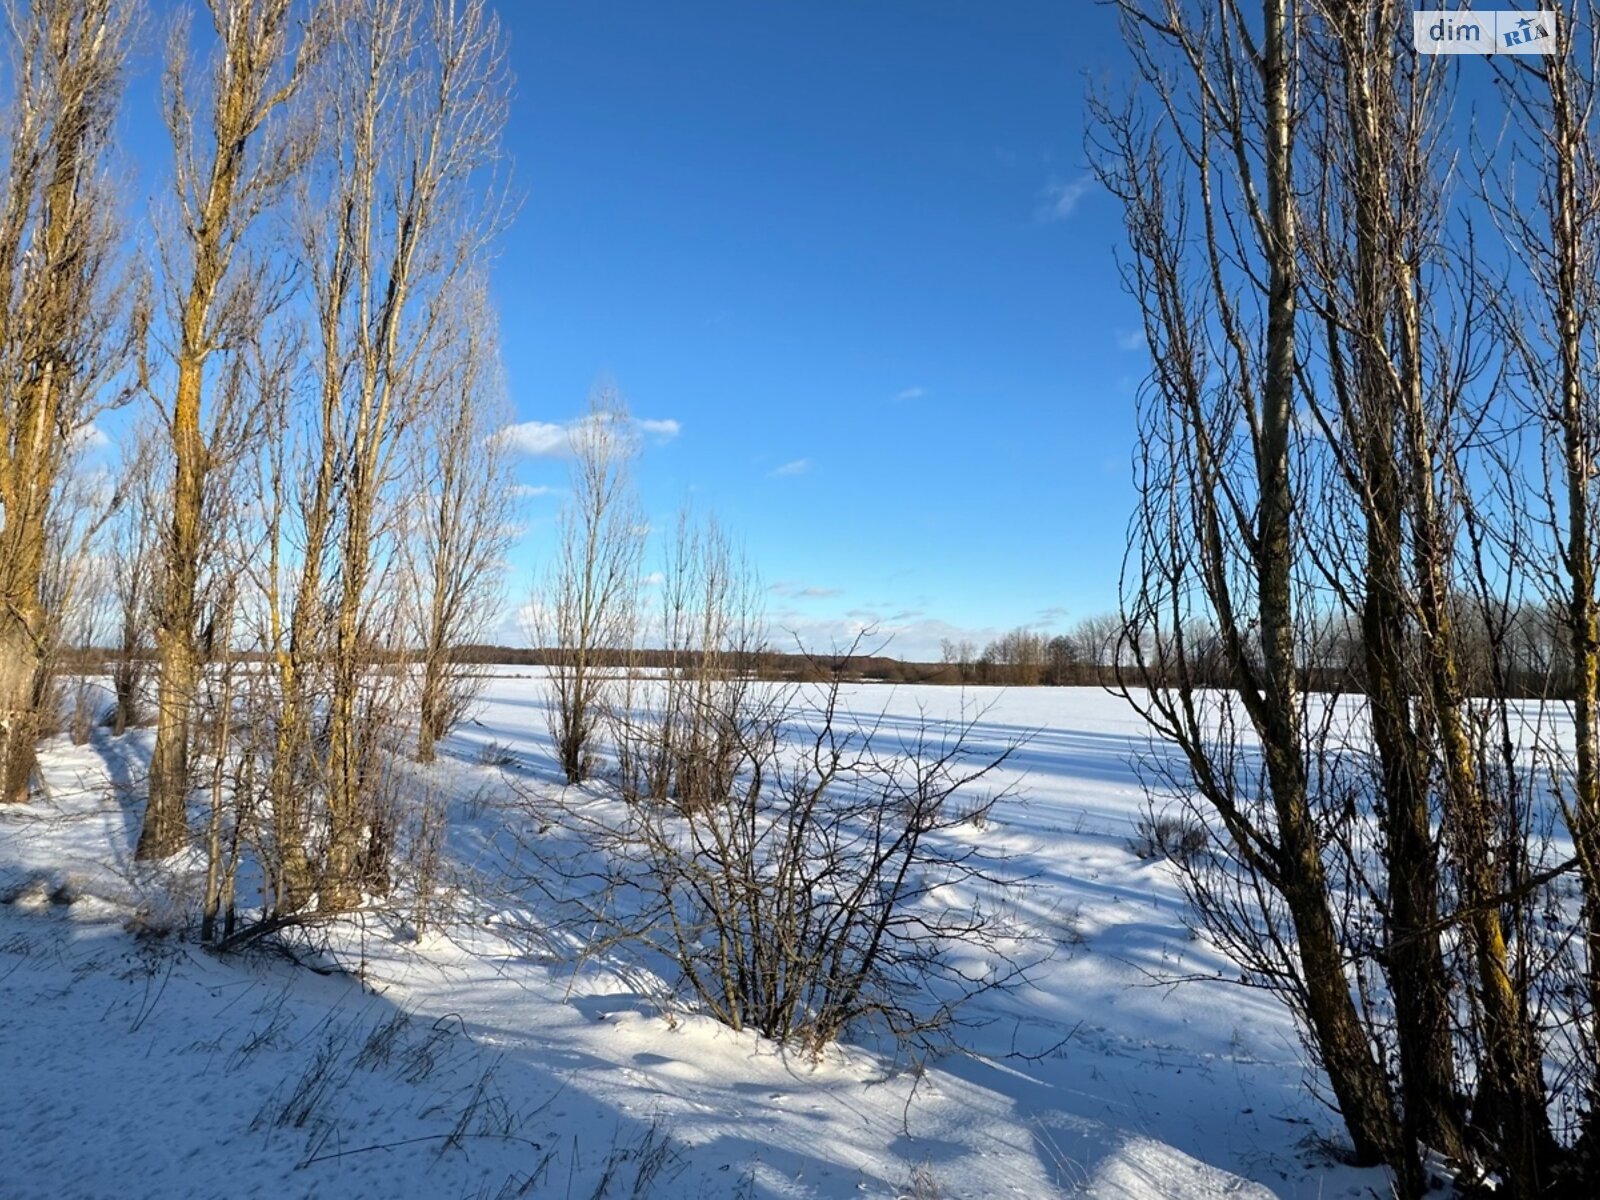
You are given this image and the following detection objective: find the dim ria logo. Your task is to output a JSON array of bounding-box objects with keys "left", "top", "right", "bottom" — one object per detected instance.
[{"left": 1414, "top": 10, "right": 1556, "bottom": 54}]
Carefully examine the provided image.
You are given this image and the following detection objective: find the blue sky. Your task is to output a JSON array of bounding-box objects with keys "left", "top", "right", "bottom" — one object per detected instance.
[
  {"left": 488, "top": 1, "right": 1142, "bottom": 657},
  {"left": 112, "top": 1, "right": 1144, "bottom": 660}
]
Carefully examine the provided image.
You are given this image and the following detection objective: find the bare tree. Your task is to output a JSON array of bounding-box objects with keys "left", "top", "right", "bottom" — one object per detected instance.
[
  {"left": 301, "top": 0, "right": 510, "bottom": 906},
  {"left": 245, "top": 318, "right": 324, "bottom": 913},
  {"left": 1100, "top": 3, "right": 1600, "bottom": 1191},
  {"left": 181, "top": 327, "right": 301, "bottom": 941},
  {"left": 1298, "top": 6, "right": 1571, "bottom": 1187},
  {"left": 938, "top": 637, "right": 976, "bottom": 683},
  {"left": 402, "top": 277, "right": 513, "bottom": 764},
  {"left": 141, "top": 0, "right": 324, "bottom": 860},
  {"left": 54, "top": 513, "right": 113, "bottom": 745},
  {"left": 613, "top": 508, "right": 767, "bottom": 814},
  {"left": 1093, "top": 0, "right": 1407, "bottom": 1173},
  {"left": 196, "top": 538, "right": 243, "bottom": 944},
  {"left": 537, "top": 387, "right": 645, "bottom": 785},
  {"left": 106, "top": 423, "right": 162, "bottom": 735},
  {"left": 1295, "top": 4, "right": 1474, "bottom": 1170},
  {"left": 0, "top": 0, "right": 136, "bottom": 804},
  {"left": 1491, "top": 3, "right": 1600, "bottom": 1174},
  {"left": 979, "top": 627, "right": 1047, "bottom": 686},
  {"left": 1072, "top": 613, "right": 1123, "bottom": 669}
]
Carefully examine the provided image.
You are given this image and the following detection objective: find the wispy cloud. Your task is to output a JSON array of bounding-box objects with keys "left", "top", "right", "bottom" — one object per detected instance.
[
  {"left": 496, "top": 413, "right": 682, "bottom": 459},
  {"left": 893, "top": 386, "right": 927, "bottom": 403},
  {"left": 765, "top": 610, "right": 1002, "bottom": 663},
  {"left": 769, "top": 458, "right": 811, "bottom": 478},
  {"left": 510, "top": 483, "right": 557, "bottom": 499},
  {"left": 1115, "top": 329, "right": 1146, "bottom": 352},
  {"left": 769, "top": 581, "right": 842, "bottom": 600},
  {"left": 1037, "top": 173, "right": 1095, "bottom": 222}
]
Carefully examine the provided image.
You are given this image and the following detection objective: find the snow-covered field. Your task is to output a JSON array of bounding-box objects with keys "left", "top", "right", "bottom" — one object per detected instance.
[{"left": 0, "top": 674, "right": 1389, "bottom": 1198}]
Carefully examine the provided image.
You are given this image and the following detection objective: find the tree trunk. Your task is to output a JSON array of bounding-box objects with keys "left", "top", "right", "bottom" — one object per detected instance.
[
  {"left": 1254, "top": 0, "right": 1407, "bottom": 1172},
  {"left": 1542, "top": 36, "right": 1600, "bottom": 1164},
  {"left": 322, "top": 479, "right": 378, "bottom": 910},
  {"left": 1399, "top": 334, "right": 1553, "bottom": 1188},
  {"left": 1337, "top": 12, "right": 1464, "bottom": 1156},
  {"left": 416, "top": 650, "right": 443, "bottom": 764},
  {"left": 0, "top": 413, "right": 49, "bottom": 806},
  {"left": 1362, "top": 510, "right": 1462, "bottom": 1162},
  {"left": 0, "top": 616, "right": 42, "bottom": 805},
  {"left": 0, "top": 0, "right": 126, "bottom": 809},
  {"left": 140, "top": 359, "right": 205, "bottom": 861}
]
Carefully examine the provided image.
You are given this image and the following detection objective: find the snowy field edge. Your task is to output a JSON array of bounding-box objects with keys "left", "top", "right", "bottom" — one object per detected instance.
[{"left": 0, "top": 676, "right": 1391, "bottom": 1199}]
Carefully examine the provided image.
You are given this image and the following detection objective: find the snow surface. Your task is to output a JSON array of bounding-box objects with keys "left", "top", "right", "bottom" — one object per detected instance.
[{"left": 0, "top": 674, "right": 1392, "bottom": 1198}]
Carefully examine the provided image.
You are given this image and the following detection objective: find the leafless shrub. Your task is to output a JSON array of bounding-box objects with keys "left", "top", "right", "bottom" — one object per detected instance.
[
  {"left": 478, "top": 739, "right": 518, "bottom": 769},
  {"left": 898, "top": 1162, "right": 944, "bottom": 1200},
  {"left": 1127, "top": 814, "right": 1207, "bottom": 867},
  {"left": 404, "top": 787, "right": 451, "bottom": 940},
  {"left": 525, "top": 647, "right": 1036, "bottom": 1057}
]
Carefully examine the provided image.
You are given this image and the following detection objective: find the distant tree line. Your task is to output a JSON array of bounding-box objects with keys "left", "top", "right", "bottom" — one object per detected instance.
[
  {"left": 938, "top": 614, "right": 1125, "bottom": 686},
  {"left": 53, "top": 590, "right": 1589, "bottom": 701}
]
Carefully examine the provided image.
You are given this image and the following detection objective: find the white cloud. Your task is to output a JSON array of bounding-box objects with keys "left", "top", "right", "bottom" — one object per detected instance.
[
  {"left": 496, "top": 420, "right": 569, "bottom": 458},
  {"left": 496, "top": 414, "right": 682, "bottom": 459},
  {"left": 769, "top": 458, "right": 811, "bottom": 478},
  {"left": 70, "top": 421, "right": 110, "bottom": 452},
  {"left": 1115, "top": 330, "right": 1146, "bottom": 352},
  {"left": 510, "top": 483, "right": 557, "bottom": 499},
  {"left": 1038, "top": 173, "right": 1095, "bottom": 222},
  {"left": 893, "top": 386, "right": 927, "bottom": 403},
  {"left": 636, "top": 418, "right": 681, "bottom": 443}
]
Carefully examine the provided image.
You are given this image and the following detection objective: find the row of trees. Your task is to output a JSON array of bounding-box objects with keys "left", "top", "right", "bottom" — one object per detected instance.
[
  {"left": 1100, "top": 1, "right": 1600, "bottom": 1193},
  {"left": 940, "top": 616, "right": 1123, "bottom": 686},
  {"left": 0, "top": 0, "right": 514, "bottom": 934},
  {"left": 960, "top": 601, "right": 1597, "bottom": 695}
]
